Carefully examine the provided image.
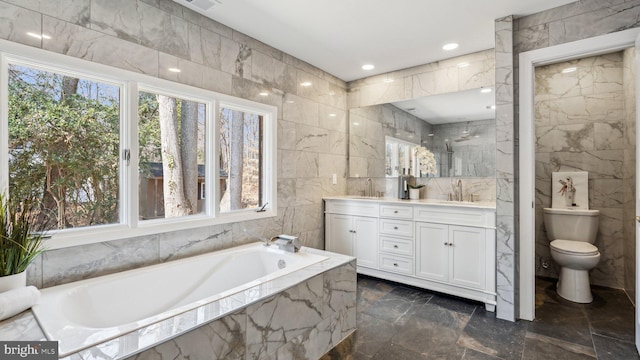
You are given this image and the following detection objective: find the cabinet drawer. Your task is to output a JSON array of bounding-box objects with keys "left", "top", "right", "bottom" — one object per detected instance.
[
  {"left": 379, "top": 254, "right": 414, "bottom": 275},
  {"left": 380, "top": 204, "right": 413, "bottom": 219},
  {"left": 380, "top": 236, "right": 414, "bottom": 257},
  {"left": 414, "top": 206, "right": 494, "bottom": 228},
  {"left": 379, "top": 219, "right": 413, "bottom": 237},
  {"left": 325, "top": 200, "right": 379, "bottom": 217}
]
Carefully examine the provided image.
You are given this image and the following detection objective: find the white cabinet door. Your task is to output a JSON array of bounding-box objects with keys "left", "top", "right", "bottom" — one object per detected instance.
[
  {"left": 449, "top": 225, "right": 486, "bottom": 290},
  {"left": 415, "top": 222, "right": 448, "bottom": 282},
  {"left": 328, "top": 214, "right": 354, "bottom": 256},
  {"left": 354, "top": 216, "right": 379, "bottom": 268}
]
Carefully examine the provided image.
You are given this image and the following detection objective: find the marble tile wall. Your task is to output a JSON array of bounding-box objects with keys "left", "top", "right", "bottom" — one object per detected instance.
[
  {"left": 0, "top": 0, "right": 348, "bottom": 287},
  {"left": 131, "top": 261, "right": 357, "bottom": 360},
  {"left": 494, "top": 15, "right": 516, "bottom": 321},
  {"left": 348, "top": 50, "right": 495, "bottom": 109},
  {"left": 511, "top": 0, "right": 640, "bottom": 314},
  {"left": 622, "top": 47, "right": 636, "bottom": 303},
  {"left": 534, "top": 53, "right": 628, "bottom": 289}
]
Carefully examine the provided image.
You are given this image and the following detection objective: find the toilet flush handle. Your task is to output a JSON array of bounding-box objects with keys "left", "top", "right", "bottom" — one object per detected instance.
[{"left": 636, "top": 216, "right": 640, "bottom": 222}]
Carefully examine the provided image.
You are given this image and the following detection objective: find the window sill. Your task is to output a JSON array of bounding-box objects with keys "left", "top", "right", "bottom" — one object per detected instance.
[{"left": 42, "top": 209, "right": 278, "bottom": 250}]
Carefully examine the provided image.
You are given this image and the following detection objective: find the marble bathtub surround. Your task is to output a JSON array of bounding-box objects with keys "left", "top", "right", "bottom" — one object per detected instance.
[
  {"left": 1, "top": 247, "right": 356, "bottom": 360},
  {"left": 534, "top": 52, "right": 634, "bottom": 290}
]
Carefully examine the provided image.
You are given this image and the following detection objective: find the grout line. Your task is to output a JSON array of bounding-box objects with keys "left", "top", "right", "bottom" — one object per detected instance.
[{"left": 525, "top": 332, "right": 596, "bottom": 358}]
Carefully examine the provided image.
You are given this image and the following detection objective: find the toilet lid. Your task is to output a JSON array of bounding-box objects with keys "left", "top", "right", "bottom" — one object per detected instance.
[{"left": 550, "top": 239, "right": 599, "bottom": 256}]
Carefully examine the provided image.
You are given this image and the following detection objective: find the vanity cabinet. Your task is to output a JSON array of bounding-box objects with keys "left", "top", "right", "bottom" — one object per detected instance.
[
  {"left": 416, "top": 223, "right": 486, "bottom": 290},
  {"left": 324, "top": 197, "right": 496, "bottom": 311},
  {"left": 325, "top": 201, "right": 379, "bottom": 269}
]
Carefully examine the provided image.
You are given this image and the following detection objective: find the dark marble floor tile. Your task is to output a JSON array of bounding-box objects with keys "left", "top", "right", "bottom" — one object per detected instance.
[
  {"left": 363, "top": 288, "right": 429, "bottom": 324},
  {"left": 585, "top": 286, "right": 635, "bottom": 343},
  {"left": 356, "top": 275, "right": 396, "bottom": 312},
  {"left": 461, "top": 348, "right": 504, "bottom": 360},
  {"left": 592, "top": 334, "right": 640, "bottom": 360},
  {"left": 428, "top": 293, "right": 479, "bottom": 315},
  {"left": 389, "top": 284, "right": 434, "bottom": 304},
  {"left": 371, "top": 343, "right": 426, "bottom": 360},
  {"left": 457, "top": 307, "right": 528, "bottom": 359},
  {"left": 391, "top": 303, "right": 470, "bottom": 355},
  {"left": 528, "top": 294, "right": 592, "bottom": 346},
  {"left": 522, "top": 336, "right": 596, "bottom": 360},
  {"left": 354, "top": 312, "right": 396, "bottom": 357}
]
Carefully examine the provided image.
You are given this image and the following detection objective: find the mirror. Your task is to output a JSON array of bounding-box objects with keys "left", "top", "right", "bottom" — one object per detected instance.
[{"left": 348, "top": 87, "right": 496, "bottom": 178}]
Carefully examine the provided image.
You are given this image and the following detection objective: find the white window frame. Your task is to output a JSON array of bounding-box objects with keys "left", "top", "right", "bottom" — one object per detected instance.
[{"left": 0, "top": 39, "right": 277, "bottom": 250}]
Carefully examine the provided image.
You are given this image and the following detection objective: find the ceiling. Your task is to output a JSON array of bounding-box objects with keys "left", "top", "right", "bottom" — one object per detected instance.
[{"left": 174, "top": 0, "right": 576, "bottom": 82}]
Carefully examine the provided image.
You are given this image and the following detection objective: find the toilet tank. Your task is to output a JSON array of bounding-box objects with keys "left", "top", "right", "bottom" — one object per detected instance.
[{"left": 542, "top": 208, "right": 599, "bottom": 244}]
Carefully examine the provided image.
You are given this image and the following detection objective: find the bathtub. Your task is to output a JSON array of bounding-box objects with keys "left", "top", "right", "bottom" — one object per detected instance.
[{"left": 31, "top": 242, "right": 328, "bottom": 357}]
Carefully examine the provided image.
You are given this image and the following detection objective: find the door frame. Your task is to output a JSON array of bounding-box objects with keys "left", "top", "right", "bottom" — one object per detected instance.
[{"left": 518, "top": 28, "right": 640, "bottom": 321}]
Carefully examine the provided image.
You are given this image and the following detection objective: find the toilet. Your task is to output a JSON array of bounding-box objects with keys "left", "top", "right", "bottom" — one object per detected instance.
[{"left": 543, "top": 207, "right": 600, "bottom": 303}]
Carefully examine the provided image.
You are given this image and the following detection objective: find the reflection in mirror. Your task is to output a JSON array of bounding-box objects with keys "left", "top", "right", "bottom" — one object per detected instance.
[
  {"left": 385, "top": 136, "right": 418, "bottom": 177},
  {"left": 349, "top": 87, "right": 496, "bottom": 178}
]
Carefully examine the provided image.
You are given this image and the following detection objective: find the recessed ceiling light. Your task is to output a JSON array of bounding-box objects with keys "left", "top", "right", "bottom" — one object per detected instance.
[
  {"left": 259, "top": 92, "right": 268, "bottom": 96},
  {"left": 480, "top": 88, "right": 492, "bottom": 93},
  {"left": 562, "top": 67, "right": 577, "bottom": 74},
  {"left": 383, "top": 78, "right": 395, "bottom": 83},
  {"left": 352, "top": 122, "right": 360, "bottom": 126},
  {"left": 286, "top": 100, "right": 295, "bottom": 104},
  {"left": 168, "top": 67, "right": 181, "bottom": 73},
  {"left": 328, "top": 113, "right": 337, "bottom": 117},
  {"left": 442, "top": 43, "right": 459, "bottom": 51},
  {"left": 300, "top": 81, "right": 312, "bottom": 87},
  {"left": 457, "top": 62, "right": 470, "bottom": 68},
  {"left": 362, "top": 64, "right": 375, "bottom": 71},
  {"left": 428, "top": 133, "right": 435, "bottom": 137}
]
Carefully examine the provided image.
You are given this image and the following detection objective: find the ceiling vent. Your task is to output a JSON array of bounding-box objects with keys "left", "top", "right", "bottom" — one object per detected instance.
[{"left": 178, "top": 0, "right": 221, "bottom": 11}]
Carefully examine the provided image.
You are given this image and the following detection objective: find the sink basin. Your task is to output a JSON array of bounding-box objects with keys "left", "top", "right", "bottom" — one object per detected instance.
[
  {"left": 344, "top": 195, "right": 380, "bottom": 200},
  {"left": 435, "top": 201, "right": 478, "bottom": 206}
]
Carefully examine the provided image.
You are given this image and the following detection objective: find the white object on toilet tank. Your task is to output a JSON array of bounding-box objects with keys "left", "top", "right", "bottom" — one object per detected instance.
[{"left": 551, "top": 171, "right": 589, "bottom": 209}]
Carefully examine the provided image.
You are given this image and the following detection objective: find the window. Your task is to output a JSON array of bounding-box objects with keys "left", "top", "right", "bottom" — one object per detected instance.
[
  {"left": 138, "top": 90, "right": 206, "bottom": 220},
  {"left": 7, "top": 63, "right": 122, "bottom": 230},
  {"left": 385, "top": 136, "right": 417, "bottom": 177},
  {"left": 0, "top": 40, "right": 276, "bottom": 249},
  {"left": 218, "top": 107, "right": 264, "bottom": 212}
]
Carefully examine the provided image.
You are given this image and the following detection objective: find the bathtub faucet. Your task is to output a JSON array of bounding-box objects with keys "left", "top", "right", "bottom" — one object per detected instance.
[{"left": 274, "top": 234, "right": 302, "bottom": 253}]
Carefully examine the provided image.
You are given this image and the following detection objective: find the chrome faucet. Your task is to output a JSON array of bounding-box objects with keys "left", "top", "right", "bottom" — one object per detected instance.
[
  {"left": 456, "top": 179, "right": 463, "bottom": 202},
  {"left": 365, "top": 178, "right": 373, "bottom": 197},
  {"left": 274, "top": 234, "right": 302, "bottom": 252}
]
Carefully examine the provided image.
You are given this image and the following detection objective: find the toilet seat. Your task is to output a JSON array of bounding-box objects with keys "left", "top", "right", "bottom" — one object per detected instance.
[{"left": 550, "top": 239, "right": 598, "bottom": 256}]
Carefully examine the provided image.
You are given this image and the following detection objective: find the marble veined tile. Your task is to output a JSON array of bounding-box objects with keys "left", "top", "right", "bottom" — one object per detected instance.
[
  {"left": 536, "top": 123, "right": 595, "bottom": 153},
  {"left": 296, "top": 124, "right": 331, "bottom": 152},
  {"left": 43, "top": 16, "right": 159, "bottom": 76},
  {"left": 4, "top": 0, "right": 89, "bottom": 26},
  {"left": 0, "top": 2, "right": 42, "bottom": 48},
  {"left": 90, "top": 0, "right": 189, "bottom": 59},
  {"left": 245, "top": 279, "right": 325, "bottom": 358}
]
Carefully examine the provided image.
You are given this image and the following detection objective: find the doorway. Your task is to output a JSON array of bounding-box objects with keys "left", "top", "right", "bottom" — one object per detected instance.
[{"left": 518, "top": 28, "right": 640, "bottom": 352}]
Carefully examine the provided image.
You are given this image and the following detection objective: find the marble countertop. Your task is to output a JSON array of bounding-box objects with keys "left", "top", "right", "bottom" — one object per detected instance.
[
  {"left": 0, "top": 246, "right": 355, "bottom": 359},
  {"left": 323, "top": 195, "right": 496, "bottom": 210}
]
